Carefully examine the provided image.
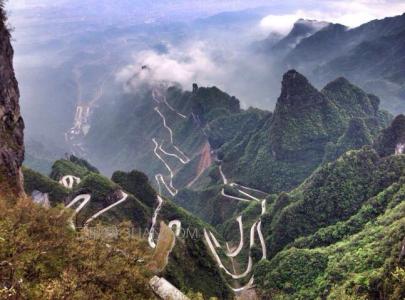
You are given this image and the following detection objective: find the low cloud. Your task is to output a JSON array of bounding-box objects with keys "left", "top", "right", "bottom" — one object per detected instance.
[
  {"left": 117, "top": 42, "right": 222, "bottom": 91},
  {"left": 116, "top": 0, "right": 405, "bottom": 111},
  {"left": 260, "top": 0, "right": 405, "bottom": 34},
  {"left": 116, "top": 40, "right": 278, "bottom": 110}
]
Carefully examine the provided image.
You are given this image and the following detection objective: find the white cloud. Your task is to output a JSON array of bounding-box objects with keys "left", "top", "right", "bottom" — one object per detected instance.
[
  {"left": 260, "top": 13, "right": 305, "bottom": 35},
  {"left": 116, "top": 42, "right": 224, "bottom": 91},
  {"left": 116, "top": 39, "right": 278, "bottom": 109},
  {"left": 260, "top": 0, "right": 405, "bottom": 34}
]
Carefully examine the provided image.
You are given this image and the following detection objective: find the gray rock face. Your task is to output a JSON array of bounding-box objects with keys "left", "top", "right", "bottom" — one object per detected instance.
[
  {"left": 0, "top": 9, "right": 25, "bottom": 196},
  {"left": 149, "top": 276, "right": 189, "bottom": 300},
  {"left": 31, "top": 190, "right": 50, "bottom": 208}
]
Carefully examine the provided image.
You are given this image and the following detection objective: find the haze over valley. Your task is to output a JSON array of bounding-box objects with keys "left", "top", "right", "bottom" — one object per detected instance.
[{"left": 1, "top": 1, "right": 404, "bottom": 299}]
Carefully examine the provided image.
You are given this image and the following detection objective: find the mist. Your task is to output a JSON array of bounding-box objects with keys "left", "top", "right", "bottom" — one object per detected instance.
[
  {"left": 117, "top": 32, "right": 281, "bottom": 110},
  {"left": 6, "top": 0, "right": 405, "bottom": 172}
]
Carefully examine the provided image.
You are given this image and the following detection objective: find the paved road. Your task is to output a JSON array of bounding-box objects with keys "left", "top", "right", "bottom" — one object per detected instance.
[
  {"left": 85, "top": 191, "right": 129, "bottom": 226},
  {"left": 152, "top": 139, "right": 178, "bottom": 196},
  {"left": 59, "top": 175, "right": 81, "bottom": 189},
  {"left": 148, "top": 195, "right": 164, "bottom": 248},
  {"left": 204, "top": 163, "right": 270, "bottom": 291},
  {"left": 65, "top": 194, "right": 91, "bottom": 229},
  {"left": 168, "top": 220, "right": 182, "bottom": 237}
]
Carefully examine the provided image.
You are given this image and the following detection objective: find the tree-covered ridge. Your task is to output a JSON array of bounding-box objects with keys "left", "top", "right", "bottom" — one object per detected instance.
[
  {"left": 323, "top": 118, "right": 373, "bottom": 162},
  {"left": 190, "top": 84, "right": 240, "bottom": 124},
  {"left": 208, "top": 70, "right": 390, "bottom": 194},
  {"left": 23, "top": 157, "right": 231, "bottom": 298},
  {"left": 262, "top": 147, "right": 405, "bottom": 258},
  {"left": 255, "top": 194, "right": 404, "bottom": 299},
  {"left": 271, "top": 13, "right": 405, "bottom": 113},
  {"left": 253, "top": 116, "right": 405, "bottom": 299},
  {"left": 23, "top": 167, "right": 70, "bottom": 205},
  {"left": 84, "top": 69, "right": 389, "bottom": 200}
]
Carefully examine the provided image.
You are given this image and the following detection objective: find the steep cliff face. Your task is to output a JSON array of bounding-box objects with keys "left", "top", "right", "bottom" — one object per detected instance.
[{"left": 0, "top": 8, "right": 25, "bottom": 196}]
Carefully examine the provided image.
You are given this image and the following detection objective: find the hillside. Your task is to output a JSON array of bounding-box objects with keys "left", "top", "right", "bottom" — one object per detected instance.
[
  {"left": 23, "top": 156, "right": 231, "bottom": 299},
  {"left": 2, "top": 3, "right": 405, "bottom": 298},
  {"left": 268, "top": 13, "right": 405, "bottom": 114},
  {"left": 78, "top": 70, "right": 393, "bottom": 226},
  {"left": 254, "top": 141, "right": 405, "bottom": 299}
]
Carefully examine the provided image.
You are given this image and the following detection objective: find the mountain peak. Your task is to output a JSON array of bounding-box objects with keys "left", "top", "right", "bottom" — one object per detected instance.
[
  {"left": 322, "top": 76, "right": 380, "bottom": 116},
  {"left": 294, "top": 18, "right": 330, "bottom": 29},
  {"left": 271, "top": 19, "right": 331, "bottom": 52},
  {"left": 278, "top": 70, "right": 324, "bottom": 107}
]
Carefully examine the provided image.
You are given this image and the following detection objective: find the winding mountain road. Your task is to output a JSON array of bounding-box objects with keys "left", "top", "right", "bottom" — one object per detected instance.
[
  {"left": 59, "top": 175, "right": 81, "bottom": 189},
  {"left": 257, "top": 220, "right": 267, "bottom": 259},
  {"left": 151, "top": 86, "right": 193, "bottom": 197},
  {"left": 231, "top": 183, "right": 268, "bottom": 196},
  {"left": 152, "top": 139, "right": 178, "bottom": 196},
  {"left": 225, "top": 216, "right": 244, "bottom": 258},
  {"left": 219, "top": 163, "right": 268, "bottom": 204},
  {"left": 159, "top": 143, "right": 190, "bottom": 164},
  {"left": 221, "top": 189, "right": 251, "bottom": 202},
  {"left": 150, "top": 84, "right": 269, "bottom": 291},
  {"left": 163, "top": 96, "right": 187, "bottom": 119},
  {"left": 60, "top": 175, "right": 129, "bottom": 229},
  {"left": 168, "top": 220, "right": 182, "bottom": 237},
  {"left": 154, "top": 107, "right": 174, "bottom": 144},
  {"left": 231, "top": 186, "right": 261, "bottom": 202},
  {"left": 204, "top": 162, "right": 269, "bottom": 291},
  {"left": 230, "top": 276, "right": 255, "bottom": 293},
  {"left": 65, "top": 194, "right": 91, "bottom": 229},
  {"left": 204, "top": 228, "right": 253, "bottom": 280},
  {"left": 85, "top": 191, "right": 129, "bottom": 226},
  {"left": 219, "top": 165, "right": 228, "bottom": 185},
  {"left": 152, "top": 87, "right": 187, "bottom": 119},
  {"left": 148, "top": 195, "right": 164, "bottom": 249}
]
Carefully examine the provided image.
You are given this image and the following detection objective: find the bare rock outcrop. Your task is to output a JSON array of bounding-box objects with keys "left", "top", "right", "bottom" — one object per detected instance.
[{"left": 0, "top": 7, "right": 25, "bottom": 196}]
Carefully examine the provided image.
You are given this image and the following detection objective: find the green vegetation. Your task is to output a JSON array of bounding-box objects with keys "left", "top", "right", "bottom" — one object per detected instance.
[
  {"left": 0, "top": 196, "right": 154, "bottom": 299},
  {"left": 174, "top": 184, "right": 245, "bottom": 225},
  {"left": 21, "top": 155, "right": 231, "bottom": 298},
  {"left": 202, "top": 71, "right": 391, "bottom": 195},
  {"left": 190, "top": 85, "right": 240, "bottom": 124},
  {"left": 23, "top": 167, "right": 69, "bottom": 205},
  {"left": 323, "top": 118, "right": 373, "bottom": 162},
  {"left": 207, "top": 108, "right": 269, "bottom": 149},
  {"left": 291, "top": 178, "right": 405, "bottom": 249},
  {"left": 159, "top": 200, "right": 232, "bottom": 299},
  {"left": 254, "top": 125, "right": 405, "bottom": 299},
  {"left": 264, "top": 147, "right": 405, "bottom": 258},
  {"left": 49, "top": 159, "right": 92, "bottom": 181},
  {"left": 112, "top": 170, "right": 156, "bottom": 208},
  {"left": 255, "top": 200, "right": 405, "bottom": 299},
  {"left": 77, "top": 173, "right": 120, "bottom": 202}
]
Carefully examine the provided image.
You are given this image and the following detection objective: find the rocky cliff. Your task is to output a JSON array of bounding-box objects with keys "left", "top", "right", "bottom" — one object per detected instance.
[{"left": 0, "top": 7, "right": 25, "bottom": 196}]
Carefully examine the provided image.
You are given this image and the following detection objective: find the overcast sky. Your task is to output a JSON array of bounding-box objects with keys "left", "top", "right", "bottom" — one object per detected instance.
[{"left": 7, "top": 0, "right": 405, "bottom": 33}]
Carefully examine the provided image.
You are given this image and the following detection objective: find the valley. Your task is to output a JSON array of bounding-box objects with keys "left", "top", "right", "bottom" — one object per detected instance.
[{"left": 1, "top": 3, "right": 405, "bottom": 300}]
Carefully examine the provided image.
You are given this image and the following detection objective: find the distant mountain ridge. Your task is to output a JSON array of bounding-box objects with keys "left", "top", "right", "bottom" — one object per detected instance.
[
  {"left": 80, "top": 70, "right": 392, "bottom": 229},
  {"left": 266, "top": 13, "right": 405, "bottom": 113},
  {"left": 272, "top": 19, "right": 330, "bottom": 53},
  {"left": 4, "top": 4, "right": 405, "bottom": 299}
]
